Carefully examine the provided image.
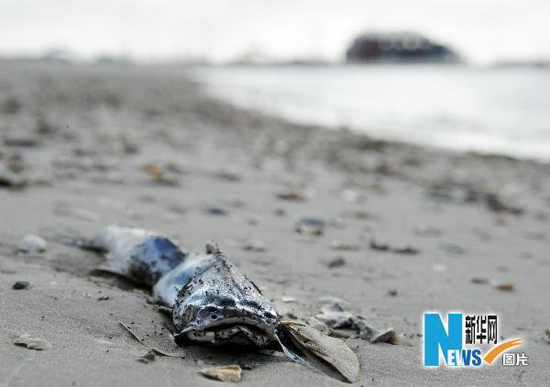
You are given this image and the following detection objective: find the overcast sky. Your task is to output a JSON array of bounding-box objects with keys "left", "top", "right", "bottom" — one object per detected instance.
[{"left": 1, "top": 0, "right": 548, "bottom": 63}]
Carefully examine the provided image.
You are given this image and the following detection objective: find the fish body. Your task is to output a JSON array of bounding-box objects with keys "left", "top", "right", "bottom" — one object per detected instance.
[
  {"left": 85, "top": 226, "right": 279, "bottom": 347},
  {"left": 88, "top": 226, "right": 187, "bottom": 286},
  {"left": 68, "top": 226, "right": 358, "bottom": 382}
]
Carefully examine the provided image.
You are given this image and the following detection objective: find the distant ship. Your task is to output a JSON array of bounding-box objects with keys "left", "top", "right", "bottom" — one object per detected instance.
[{"left": 346, "top": 32, "right": 460, "bottom": 63}]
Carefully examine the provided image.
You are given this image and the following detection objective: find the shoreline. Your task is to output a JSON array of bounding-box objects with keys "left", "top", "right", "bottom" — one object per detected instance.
[
  {"left": 1, "top": 62, "right": 549, "bottom": 386},
  {"left": 191, "top": 63, "right": 550, "bottom": 163}
]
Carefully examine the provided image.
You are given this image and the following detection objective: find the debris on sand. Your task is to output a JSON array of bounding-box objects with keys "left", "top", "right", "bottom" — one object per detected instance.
[
  {"left": 295, "top": 216, "right": 328, "bottom": 236},
  {"left": 242, "top": 239, "right": 266, "bottom": 252},
  {"left": 204, "top": 206, "right": 229, "bottom": 216},
  {"left": 330, "top": 241, "right": 361, "bottom": 251},
  {"left": 14, "top": 336, "right": 52, "bottom": 351},
  {"left": 485, "top": 193, "right": 523, "bottom": 215},
  {"left": 281, "top": 296, "right": 296, "bottom": 303},
  {"left": 426, "top": 182, "right": 524, "bottom": 216},
  {"left": 369, "top": 239, "right": 419, "bottom": 255},
  {"left": 277, "top": 189, "right": 306, "bottom": 201},
  {"left": 326, "top": 256, "right": 346, "bottom": 268},
  {"left": 353, "top": 318, "right": 401, "bottom": 344},
  {"left": 369, "top": 329, "right": 398, "bottom": 344},
  {"left": 495, "top": 282, "right": 515, "bottom": 291},
  {"left": 0, "top": 172, "right": 26, "bottom": 189},
  {"left": 141, "top": 162, "right": 179, "bottom": 186},
  {"left": 18, "top": 234, "right": 47, "bottom": 253},
  {"left": 348, "top": 210, "right": 379, "bottom": 221},
  {"left": 12, "top": 281, "right": 30, "bottom": 290},
  {"left": 471, "top": 277, "right": 489, "bottom": 285},
  {"left": 281, "top": 320, "right": 360, "bottom": 383},
  {"left": 315, "top": 299, "right": 401, "bottom": 344},
  {"left": 369, "top": 240, "right": 389, "bottom": 251},
  {"left": 3, "top": 134, "right": 40, "bottom": 148},
  {"left": 200, "top": 365, "right": 242, "bottom": 383},
  {"left": 392, "top": 246, "right": 419, "bottom": 255},
  {"left": 315, "top": 302, "right": 354, "bottom": 329},
  {"left": 136, "top": 351, "right": 156, "bottom": 364}
]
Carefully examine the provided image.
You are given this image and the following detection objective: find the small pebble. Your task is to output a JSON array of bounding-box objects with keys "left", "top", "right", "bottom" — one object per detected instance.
[
  {"left": 327, "top": 257, "right": 346, "bottom": 268},
  {"left": 18, "top": 234, "right": 47, "bottom": 253},
  {"left": 13, "top": 281, "right": 30, "bottom": 290}
]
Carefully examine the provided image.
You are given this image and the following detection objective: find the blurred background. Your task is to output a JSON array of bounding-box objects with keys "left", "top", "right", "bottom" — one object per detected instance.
[{"left": 2, "top": 0, "right": 549, "bottom": 159}]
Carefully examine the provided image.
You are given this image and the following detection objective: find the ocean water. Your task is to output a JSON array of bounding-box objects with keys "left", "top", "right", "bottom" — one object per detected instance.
[{"left": 193, "top": 65, "right": 550, "bottom": 161}]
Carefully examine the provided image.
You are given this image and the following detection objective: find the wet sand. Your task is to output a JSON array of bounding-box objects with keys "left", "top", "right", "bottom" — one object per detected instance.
[{"left": 1, "top": 62, "right": 549, "bottom": 386}]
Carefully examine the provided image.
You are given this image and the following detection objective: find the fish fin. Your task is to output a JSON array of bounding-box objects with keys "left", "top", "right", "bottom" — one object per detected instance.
[
  {"left": 279, "top": 320, "right": 360, "bottom": 383},
  {"left": 275, "top": 334, "right": 310, "bottom": 367},
  {"left": 205, "top": 241, "right": 220, "bottom": 254}
]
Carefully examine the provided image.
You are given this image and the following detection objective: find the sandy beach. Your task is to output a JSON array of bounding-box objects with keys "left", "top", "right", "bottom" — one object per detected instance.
[{"left": 1, "top": 62, "right": 549, "bottom": 386}]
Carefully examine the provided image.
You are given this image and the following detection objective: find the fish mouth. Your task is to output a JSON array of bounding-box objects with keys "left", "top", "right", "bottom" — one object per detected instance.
[{"left": 180, "top": 317, "right": 277, "bottom": 346}]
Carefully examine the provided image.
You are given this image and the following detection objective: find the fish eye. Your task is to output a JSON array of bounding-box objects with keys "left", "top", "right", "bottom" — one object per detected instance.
[{"left": 211, "top": 314, "right": 218, "bottom": 320}]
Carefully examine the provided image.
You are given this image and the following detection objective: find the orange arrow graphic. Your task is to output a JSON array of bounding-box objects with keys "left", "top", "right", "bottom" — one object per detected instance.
[{"left": 483, "top": 339, "right": 524, "bottom": 364}]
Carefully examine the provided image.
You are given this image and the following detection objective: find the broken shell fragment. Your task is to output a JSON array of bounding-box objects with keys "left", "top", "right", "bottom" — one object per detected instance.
[
  {"left": 14, "top": 336, "right": 52, "bottom": 351},
  {"left": 315, "top": 304, "right": 354, "bottom": 329},
  {"left": 370, "top": 328, "right": 398, "bottom": 344},
  {"left": 200, "top": 365, "right": 242, "bottom": 382}
]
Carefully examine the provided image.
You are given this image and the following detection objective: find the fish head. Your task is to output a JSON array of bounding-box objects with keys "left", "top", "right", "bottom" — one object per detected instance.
[{"left": 172, "top": 253, "right": 279, "bottom": 347}]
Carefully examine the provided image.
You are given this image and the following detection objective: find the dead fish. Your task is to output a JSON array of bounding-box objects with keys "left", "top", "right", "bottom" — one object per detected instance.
[
  {"left": 60, "top": 226, "right": 358, "bottom": 382},
  {"left": 66, "top": 226, "right": 278, "bottom": 347}
]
